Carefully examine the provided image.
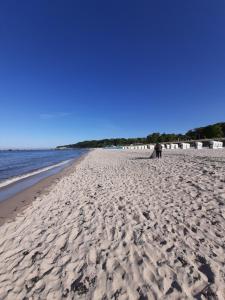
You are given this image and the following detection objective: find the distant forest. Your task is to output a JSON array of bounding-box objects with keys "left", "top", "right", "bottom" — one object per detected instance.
[{"left": 57, "top": 122, "right": 225, "bottom": 149}]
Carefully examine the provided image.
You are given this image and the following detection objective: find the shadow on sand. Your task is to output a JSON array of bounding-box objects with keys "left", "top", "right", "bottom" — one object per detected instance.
[{"left": 131, "top": 157, "right": 150, "bottom": 160}]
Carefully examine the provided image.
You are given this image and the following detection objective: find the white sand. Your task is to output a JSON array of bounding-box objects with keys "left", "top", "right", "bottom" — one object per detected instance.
[{"left": 0, "top": 148, "right": 225, "bottom": 299}]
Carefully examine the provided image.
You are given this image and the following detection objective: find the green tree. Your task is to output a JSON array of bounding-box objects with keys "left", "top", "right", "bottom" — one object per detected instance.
[
  {"left": 147, "top": 132, "right": 161, "bottom": 143},
  {"left": 203, "top": 125, "right": 223, "bottom": 138}
]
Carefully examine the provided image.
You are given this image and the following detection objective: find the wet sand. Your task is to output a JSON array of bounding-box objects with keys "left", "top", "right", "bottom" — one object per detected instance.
[
  {"left": 0, "top": 154, "right": 88, "bottom": 226},
  {"left": 0, "top": 148, "right": 225, "bottom": 299}
]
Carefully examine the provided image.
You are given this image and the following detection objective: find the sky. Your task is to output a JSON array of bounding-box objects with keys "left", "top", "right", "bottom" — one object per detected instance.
[{"left": 0, "top": 0, "right": 225, "bottom": 148}]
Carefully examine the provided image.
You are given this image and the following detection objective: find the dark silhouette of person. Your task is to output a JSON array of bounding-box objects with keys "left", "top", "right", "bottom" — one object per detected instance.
[{"left": 154, "top": 143, "right": 162, "bottom": 158}]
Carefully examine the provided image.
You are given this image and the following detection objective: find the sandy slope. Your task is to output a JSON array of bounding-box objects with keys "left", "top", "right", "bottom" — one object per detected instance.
[{"left": 0, "top": 149, "right": 225, "bottom": 300}]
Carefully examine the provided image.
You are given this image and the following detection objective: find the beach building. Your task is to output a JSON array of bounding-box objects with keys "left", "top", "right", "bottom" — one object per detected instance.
[
  {"left": 209, "top": 141, "right": 223, "bottom": 149},
  {"left": 122, "top": 144, "right": 148, "bottom": 150},
  {"left": 180, "top": 143, "right": 190, "bottom": 149},
  {"left": 147, "top": 144, "right": 155, "bottom": 150},
  {"left": 136, "top": 145, "right": 147, "bottom": 150},
  {"left": 142, "top": 145, "right": 147, "bottom": 149},
  {"left": 217, "top": 141, "right": 223, "bottom": 148},
  {"left": 195, "top": 142, "right": 203, "bottom": 149},
  {"left": 170, "top": 144, "right": 179, "bottom": 149}
]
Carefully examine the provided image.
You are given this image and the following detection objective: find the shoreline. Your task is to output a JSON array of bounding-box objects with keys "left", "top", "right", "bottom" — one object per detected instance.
[
  {"left": 0, "top": 159, "right": 72, "bottom": 189},
  {"left": 0, "top": 152, "right": 89, "bottom": 226}
]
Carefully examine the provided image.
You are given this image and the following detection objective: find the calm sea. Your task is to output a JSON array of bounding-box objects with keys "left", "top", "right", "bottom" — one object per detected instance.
[{"left": 0, "top": 149, "right": 87, "bottom": 189}]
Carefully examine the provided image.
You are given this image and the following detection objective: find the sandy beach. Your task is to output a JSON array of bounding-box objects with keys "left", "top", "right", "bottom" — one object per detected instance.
[
  {"left": 0, "top": 153, "right": 88, "bottom": 227},
  {"left": 0, "top": 148, "right": 225, "bottom": 299}
]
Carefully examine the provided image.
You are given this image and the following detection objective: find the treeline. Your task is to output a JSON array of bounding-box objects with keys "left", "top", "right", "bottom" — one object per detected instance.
[
  {"left": 59, "top": 138, "right": 147, "bottom": 149},
  {"left": 57, "top": 122, "right": 225, "bottom": 149},
  {"left": 186, "top": 122, "right": 225, "bottom": 140}
]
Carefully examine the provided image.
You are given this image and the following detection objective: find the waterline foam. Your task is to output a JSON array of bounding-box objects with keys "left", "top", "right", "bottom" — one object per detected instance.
[{"left": 0, "top": 159, "right": 71, "bottom": 189}]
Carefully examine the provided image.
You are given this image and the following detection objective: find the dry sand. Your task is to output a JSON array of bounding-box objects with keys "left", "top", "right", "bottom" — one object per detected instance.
[{"left": 0, "top": 148, "right": 225, "bottom": 299}]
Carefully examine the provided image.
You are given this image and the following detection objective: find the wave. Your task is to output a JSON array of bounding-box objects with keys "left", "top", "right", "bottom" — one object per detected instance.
[{"left": 0, "top": 159, "right": 72, "bottom": 189}]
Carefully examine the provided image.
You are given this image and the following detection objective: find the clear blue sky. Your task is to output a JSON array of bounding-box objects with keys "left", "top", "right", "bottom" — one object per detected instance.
[{"left": 0, "top": 0, "right": 225, "bottom": 148}]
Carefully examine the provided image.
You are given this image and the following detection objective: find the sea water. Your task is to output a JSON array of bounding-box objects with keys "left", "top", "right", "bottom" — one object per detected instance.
[{"left": 0, "top": 149, "right": 87, "bottom": 201}]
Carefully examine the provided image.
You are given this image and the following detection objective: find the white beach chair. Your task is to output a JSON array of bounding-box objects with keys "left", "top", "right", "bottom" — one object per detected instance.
[
  {"left": 170, "top": 144, "right": 178, "bottom": 149},
  {"left": 181, "top": 143, "right": 191, "bottom": 149},
  {"left": 195, "top": 142, "right": 203, "bottom": 149},
  {"left": 210, "top": 141, "right": 223, "bottom": 149}
]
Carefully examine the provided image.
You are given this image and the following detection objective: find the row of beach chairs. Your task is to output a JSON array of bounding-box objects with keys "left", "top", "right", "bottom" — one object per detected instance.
[{"left": 122, "top": 141, "right": 224, "bottom": 150}]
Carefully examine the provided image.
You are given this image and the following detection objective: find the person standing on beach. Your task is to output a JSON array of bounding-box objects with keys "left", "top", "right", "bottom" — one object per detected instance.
[{"left": 154, "top": 143, "right": 162, "bottom": 158}]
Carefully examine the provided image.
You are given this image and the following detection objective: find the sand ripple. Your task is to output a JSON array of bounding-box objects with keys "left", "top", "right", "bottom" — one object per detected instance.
[{"left": 0, "top": 149, "right": 225, "bottom": 299}]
